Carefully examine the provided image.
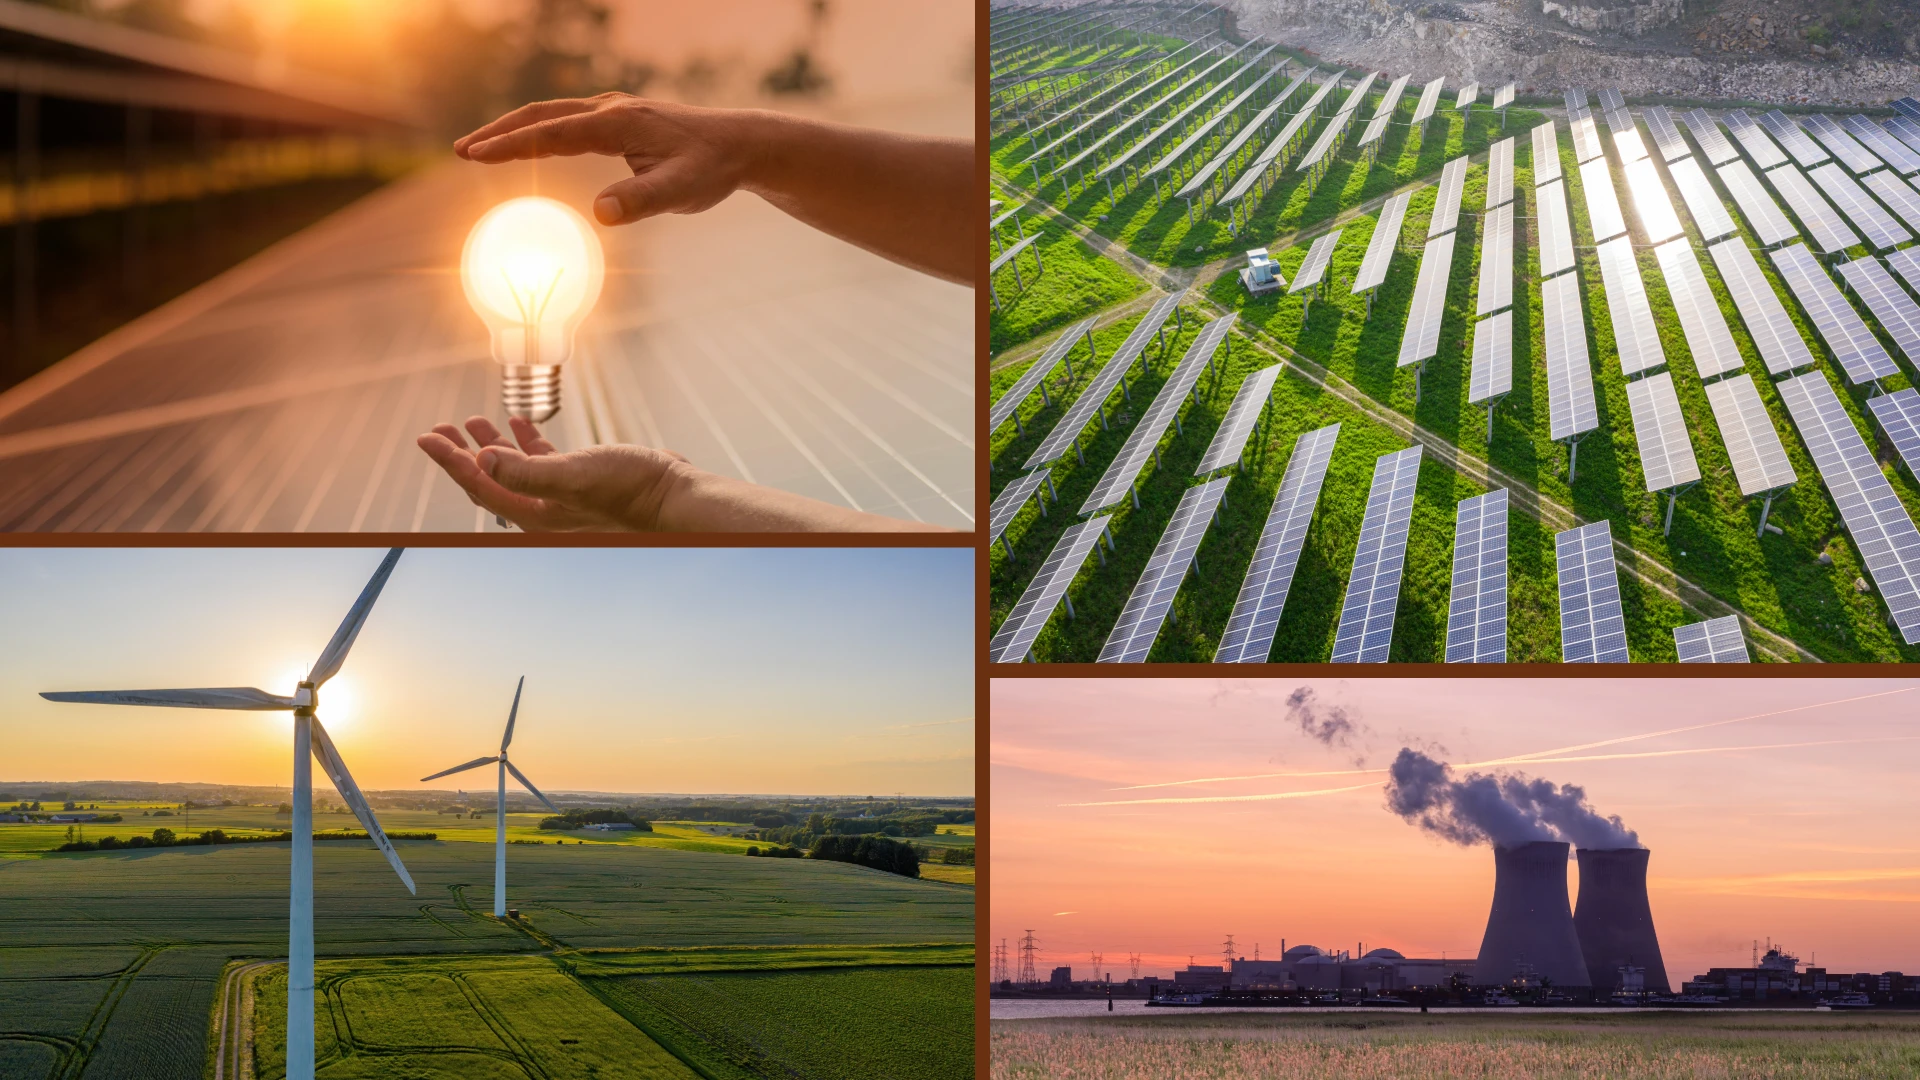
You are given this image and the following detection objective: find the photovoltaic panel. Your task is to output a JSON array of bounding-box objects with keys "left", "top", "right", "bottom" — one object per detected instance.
[
  {"left": 1429, "top": 156, "right": 1469, "bottom": 237},
  {"left": 1884, "top": 115, "right": 1920, "bottom": 159},
  {"left": 1296, "top": 105, "right": 1355, "bottom": 172},
  {"left": 1455, "top": 82, "right": 1479, "bottom": 110},
  {"left": 1027, "top": 48, "right": 1217, "bottom": 161},
  {"left": 1477, "top": 202, "right": 1513, "bottom": 315},
  {"left": 1800, "top": 112, "right": 1883, "bottom": 174},
  {"left": 1625, "top": 371, "right": 1701, "bottom": 493},
  {"left": 1532, "top": 119, "right": 1563, "bottom": 185},
  {"left": 1868, "top": 387, "right": 1920, "bottom": 480},
  {"left": 1098, "top": 477, "right": 1232, "bottom": 662},
  {"left": 1290, "top": 229, "right": 1343, "bottom": 294},
  {"left": 1770, "top": 243, "right": 1898, "bottom": 384},
  {"left": 1580, "top": 156, "right": 1627, "bottom": 241},
  {"left": 1716, "top": 160, "right": 1800, "bottom": 247},
  {"left": 1861, "top": 169, "right": 1920, "bottom": 236},
  {"left": 1080, "top": 313, "right": 1239, "bottom": 513},
  {"left": 1196, "top": 365, "right": 1280, "bottom": 474},
  {"left": 1486, "top": 136, "right": 1515, "bottom": 209},
  {"left": 1768, "top": 163, "right": 1863, "bottom": 253},
  {"left": 1372, "top": 72, "right": 1411, "bottom": 119},
  {"left": 1724, "top": 109, "right": 1789, "bottom": 170},
  {"left": 989, "top": 232, "right": 1040, "bottom": 276},
  {"left": 1565, "top": 88, "right": 1589, "bottom": 113},
  {"left": 1469, "top": 308, "right": 1513, "bottom": 404},
  {"left": 1682, "top": 107, "right": 1740, "bottom": 166},
  {"left": 1597, "top": 87, "right": 1626, "bottom": 114},
  {"left": 1352, "top": 189, "right": 1411, "bottom": 293},
  {"left": 1757, "top": 109, "right": 1830, "bottom": 169},
  {"left": 1337, "top": 70, "right": 1379, "bottom": 116},
  {"left": 1897, "top": 96, "right": 1920, "bottom": 122},
  {"left": 1623, "top": 155, "right": 1683, "bottom": 242},
  {"left": 1571, "top": 112, "right": 1605, "bottom": 163},
  {"left": 1330, "top": 446, "right": 1423, "bottom": 663},
  {"left": 1358, "top": 109, "right": 1394, "bottom": 148},
  {"left": 1105, "top": 44, "right": 1287, "bottom": 178},
  {"left": 1654, "top": 238, "right": 1743, "bottom": 379},
  {"left": 1410, "top": 76, "right": 1444, "bottom": 126},
  {"left": 1556, "top": 520, "right": 1629, "bottom": 662},
  {"left": 1445, "top": 488, "right": 1509, "bottom": 663},
  {"left": 1808, "top": 163, "right": 1910, "bottom": 250},
  {"left": 1398, "top": 231, "right": 1456, "bottom": 367},
  {"left": 990, "top": 315, "right": 1097, "bottom": 432},
  {"left": 1880, "top": 247, "right": 1920, "bottom": 327},
  {"left": 1643, "top": 105, "right": 1691, "bottom": 162},
  {"left": 1142, "top": 60, "right": 1292, "bottom": 178},
  {"left": 1613, "top": 126, "right": 1650, "bottom": 164},
  {"left": 1665, "top": 156, "right": 1737, "bottom": 240},
  {"left": 1836, "top": 256, "right": 1920, "bottom": 367},
  {"left": 1708, "top": 237, "right": 1817, "bottom": 375},
  {"left": 1596, "top": 235, "right": 1666, "bottom": 377},
  {"left": 1774, "top": 371, "right": 1920, "bottom": 644},
  {"left": 1538, "top": 178, "right": 1576, "bottom": 278},
  {"left": 988, "top": 469, "right": 1052, "bottom": 547},
  {"left": 987, "top": 515, "right": 1111, "bottom": 663},
  {"left": 1673, "top": 615, "right": 1750, "bottom": 662},
  {"left": 1492, "top": 82, "right": 1515, "bottom": 110},
  {"left": 1219, "top": 71, "right": 1345, "bottom": 205},
  {"left": 1704, "top": 373, "right": 1797, "bottom": 497},
  {"left": 1843, "top": 114, "right": 1920, "bottom": 175},
  {"left": 1544, "top": 272, "right": 1600, "bottom": 442},
  {"left": 1054, "top": 41, "right": 1255, "bottom": 176},
  {"left": 1215, "top": 423, "right": 1342, "bottom": 663},
  {"left": 1175, "top": 67, "right": 1316, "bottom": 198},
  {"left": 1024, "top": 292, "right": 1185, "bottom": 469}
]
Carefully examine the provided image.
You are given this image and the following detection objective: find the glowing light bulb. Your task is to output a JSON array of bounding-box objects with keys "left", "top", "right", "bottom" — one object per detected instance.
[{"left": 460, "top": 196, "right": 605, "bottom": 422}]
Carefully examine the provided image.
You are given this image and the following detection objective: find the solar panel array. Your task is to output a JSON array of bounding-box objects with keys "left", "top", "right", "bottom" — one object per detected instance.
[
  {"left": 1330, "top": 446, "right": 1424, "bottom": 663},
  {"left": 1708, "top": 237, "right": 1817, "bottom": 375},
  {"left": 1429, "top": 156, "right": 1469, "bottom": 237},
  {"left": 1597, "top": 87, "right": 1626, "bottom": 114},
  {"left": 1843, "top": 114, "right": 1920, "bottom": 175},
  {"left": 1580, "top": 156, "right": 1628, "bottom": 240},
  {"left": 1643, "top": 105, "right": 1691, "bottom": 162},
  {"left": 1215, "top": 423, "right": 1341, "bottom": 662},
  {"left": 1352, "top": 189, "right": 1411, "bottom": 293},
  {"left": 1571, "top": 112, "right": 1605, "bottom": 162},
  {"left": 1774, "top": 371, "right": 1920, "bottom": 644},
  {"left": 1532, "top": 120, "right": 1563, "bottom": 185},
  {"left": 1800, "top": 112, "right": 1882, "bottom": 174},
  {"left": 1098, "top": 477, "right": 1231, "bottom": 662},
  {"left": 1196, "top": 365, "right": 1280, "bottom": 474},
  {"left": 1373, "top": 72, "right": 1412, "bottom": 119},
  {"left": 1486, "top": 136, "right": 1515, "bottom": 209},
  {"left": 1175, "top": 70, "right": 1314, "bottom": 198},
  {"left": 1597, "top": 235, "right": 1666, "bottom": 377},
  {"left": 1358, "top": 109, "right": 1394, "bottom": 148},
  {"left": 1456, "top": 82, "right": 1479, "bottom": 109},
  {"left": 1836, "top": 256, "right": 1920, "bottom": 366},
  {"left": 989, "top": 232, "right": 1041, "bottom": 276},
  {"left": 1716, "top": 160, "right": 1800, "bottom": 247},
  {"left": 991, "top": 315, "right": 1097, "bottom": 431},
  {"left": 1337, "top": 70, "right": 1379, "bottom": 115},
  {"left": 1470, "top": 308, "right": 1514, "bottom": 404},
  {"left": 1860, "top": 170, "right": 1920, "bottom": 235},
  {"left": 1544, "top": 273, "right": 1600, "bottom": 442},
  {"left": 1808, "top": 163, "right": 1910, "bottom": 250},
  {"left": 1492, "top": 82, "right": 1515, "bottom": 110},
  {"left": 1297, "top": 106, "right": 1355, "bottom": 172},
  {"left": 1758, "top": 109, "right": 1830, "bottom": 168},
  {"left": 1477, "top": 201, "right": 1513, "bottom": 315},
  {"left": 1768, "top": 164, "right": 1862, "bottom": 253},
  {"left": 1673, "top": 615, "right": 1750, "bottom": 662},
  {"left": 1666, "top": 156, "right": 1737, "bottom": 240},
  {"left": 1724, "top": 109, "right": 1789, "bottom": 170},
  {"left": 1410, "top": 76, "right": 1444, "bottom": 125},
  {"left": 1625, "top": 371, "right": 1702, "bottom": 493},
  {"left": 1883, "top": 247, "right": 1920, "bottom": 321},
  {"left": 1537, "top": 178, "right": 1576, "bottom": 278},
  {"left": 1770, "top": 243, "right": 1898, "bottom": 384},
  {"left": 1613, "top": 127, "right": 1650, "bottom": 164},
  {"left": 1556, "top": 520, "right": 1631, "bottom": 663},
  {"left": 989, "top": 469, "right": 1053, "bottom": 546},
  {"left": 1080, "top": 313, "right": 1239, "bottom": 513},
  {"left": 1055, "top": 41, "right": 1254, "bottom": 175},
  {"left": 1897, "top": 96, "right": 1920, "bottom": 121},
  {"left": 1565, "top": 88, "right": 1589, "bottom": 113},
  {"left": 1445, "top": 488, "right": 1509, "bottom": 663},
  {"left": 988, "top": 515, "right": 1112, "bottom": 663},
  {"left": 1290, "top": 229, "right": 1343, "bottom": 294},
  {"left": 1029, "top": 48, "right": 1216, "bottom": 161},
  {"left": 1399, "top": 231, "right": 1456, "bottom": 367},
  {"left": 1105, "top": 49, "right": 1280, "bottom": 178},
  {"left": 1887, "top": 114, "right": 1920, "bottom": 157},
  {"left": 1682, "top": 107, "right": 1740, "bottom": 166},
  {"left": 1622, "top": 155, "right": 1682, "bottom": 242},
  {"left": 1704, "top": 373, "right": 1797, "bottom": 496},
  {"left": 1654, "top": 238, "right": 1744, "bottom": 379},
  {"left": 1025, "top": 292, "right": 1184, "bottom": 469},
  {"left": 1142, "top": 60, "right": 1292, "bottom": 178},
  {"left": 1867, "top": 387, "right": 1920, "bottom": 479},
  {"left": 1220, "top": 72, "right": 1345, "bottom": 204}
]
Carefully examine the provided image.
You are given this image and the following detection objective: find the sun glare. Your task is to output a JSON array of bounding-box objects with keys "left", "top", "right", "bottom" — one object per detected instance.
[{"left": 272, "top": 664, "right": 356, "bottom": 731}]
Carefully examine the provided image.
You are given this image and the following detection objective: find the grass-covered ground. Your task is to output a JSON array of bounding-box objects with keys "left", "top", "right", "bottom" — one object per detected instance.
[
  {"left": 990, "top": 194, "right": 1147, "bottom": 356},
  {"left": 992, "top": 1012, "right": 1920, "bottom": 1079}
]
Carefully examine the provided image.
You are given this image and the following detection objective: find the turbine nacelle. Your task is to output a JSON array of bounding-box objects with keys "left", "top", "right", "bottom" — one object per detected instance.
[{"left": 293, "top": 684, "right": 316, "bottom": 710}]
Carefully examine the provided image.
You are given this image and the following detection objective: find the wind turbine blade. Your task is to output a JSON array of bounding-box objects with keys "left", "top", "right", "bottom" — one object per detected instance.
[
  {"left": 504, "top": 760, "right": 559, "bottom": 814},
  {"left": 308, "top": 548, "right": 403, "bottom": 686},
  {"left": 419, "top": 755, "right": 500, "bottom": 782},
  {"left": 500, "top": 675, "right": 525, "bottom": 753},
  {"left": 40, "top": 687, "right": 294, "bottom": 710},
  {"left": 308, "top": 716, "right": 416, "bottom": 895}
]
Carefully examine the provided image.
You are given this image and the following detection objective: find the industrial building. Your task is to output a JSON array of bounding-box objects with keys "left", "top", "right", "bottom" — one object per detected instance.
[{"left": 1683, "top": 945, "right": 1920, "bottom": 1004}]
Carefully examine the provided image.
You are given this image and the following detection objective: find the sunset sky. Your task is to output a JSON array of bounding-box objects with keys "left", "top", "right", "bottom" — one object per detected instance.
[
  {"left": 992, "top": 678, "right": 1920, "bottom": 986},
  {"left": 0, "top": 548, "right": 972, "bottom": 796}
]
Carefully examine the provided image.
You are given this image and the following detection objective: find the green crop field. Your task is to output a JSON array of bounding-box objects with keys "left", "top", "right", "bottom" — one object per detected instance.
[
  {"left": 0, "top": 838, "right": 972, "bottom": 1078},
  {"left": 992, "top": 1011, "right": 1920, "bottom": 1079}
]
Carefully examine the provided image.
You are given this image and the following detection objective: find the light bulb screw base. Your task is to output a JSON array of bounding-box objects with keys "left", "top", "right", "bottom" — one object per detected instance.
[{"left": 501, "top": 365, "right": 562, "bottom": 423}]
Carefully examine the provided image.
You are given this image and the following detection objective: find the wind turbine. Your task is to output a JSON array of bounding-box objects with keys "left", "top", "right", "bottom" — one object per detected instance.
[
  {"left": 420, "top": 676, "right": 557, "bottom": 918},
  {"left": 40, "top": 548, "right": 414, "bottom": 1080}
]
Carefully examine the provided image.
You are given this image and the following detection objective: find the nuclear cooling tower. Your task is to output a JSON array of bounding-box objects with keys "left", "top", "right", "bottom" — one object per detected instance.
[
  {"left": 1474, "top": 840, "right": 1591, "bottom": 989},
  {"left": 1573, "top": 847, "right": 1669, "bottom": 994}
]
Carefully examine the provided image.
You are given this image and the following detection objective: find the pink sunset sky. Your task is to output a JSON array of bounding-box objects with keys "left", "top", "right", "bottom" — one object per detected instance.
[{"left": 991, "top": 678, "right": 1920, "bottom": 985}]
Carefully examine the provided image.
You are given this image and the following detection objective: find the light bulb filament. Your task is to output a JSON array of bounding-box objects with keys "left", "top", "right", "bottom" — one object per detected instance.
[{"left": 500, "top": 264, "right": 565, "bottom": 366}]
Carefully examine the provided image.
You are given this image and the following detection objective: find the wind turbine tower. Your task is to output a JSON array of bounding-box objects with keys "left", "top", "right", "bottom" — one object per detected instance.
[{"left": 421, "top": 676, "right": 559, "bottom": 917}]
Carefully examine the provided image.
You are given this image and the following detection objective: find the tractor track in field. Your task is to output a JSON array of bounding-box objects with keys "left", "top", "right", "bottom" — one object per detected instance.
[{"left": 212, "top": 959, "right": 274, "bottom": 1080}]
